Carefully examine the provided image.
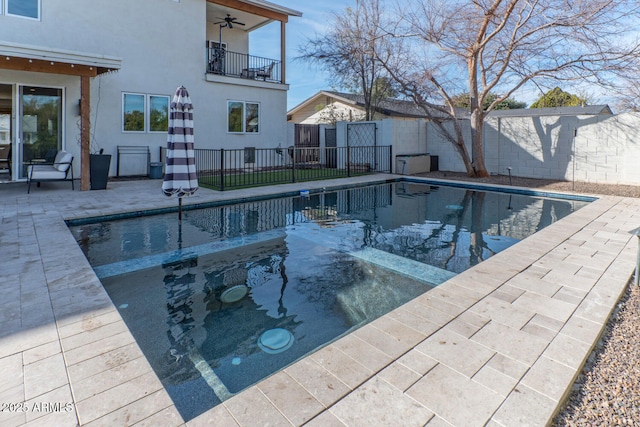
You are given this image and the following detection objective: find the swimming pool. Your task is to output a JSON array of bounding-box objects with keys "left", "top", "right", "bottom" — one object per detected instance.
[{"left": 69, "top": 181, "right": 591, "bottom": 421}]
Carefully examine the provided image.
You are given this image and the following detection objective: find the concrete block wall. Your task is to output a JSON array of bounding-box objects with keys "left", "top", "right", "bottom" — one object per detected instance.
[
  {"left": 421, "top": 112, "right": 640, "bottom": 185},
  {"left": 424, "top": 120, "right": 472, "bottom": 173},
  {"left": 483, "top": 115, "right": 581, "bottom": 180},
  {"left": 575, "top": 113, "right": 640, "bottom": 184},
  {"left": 383, "top": 118, "right": 426, "bottom": 155}
]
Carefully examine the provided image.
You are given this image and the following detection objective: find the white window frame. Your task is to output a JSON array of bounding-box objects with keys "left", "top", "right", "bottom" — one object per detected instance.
[
  {"left": 122, "top": 92, "right": 146, "bottom": 133},
  {"left": 4, "top": 0, "right": 41, "bottom": 20},
  {"left": 148, "top": 94, "right": 170, "bottom": 133},
  {"left": 227, "top": 100, "right": 260, "bottom": 134}
]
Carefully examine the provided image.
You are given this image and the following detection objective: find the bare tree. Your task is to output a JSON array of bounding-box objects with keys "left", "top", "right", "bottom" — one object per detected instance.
[
  {"left": 610, "top": 77, "right": 640, "bottom": 112},
  {"left": 379, "top": 0, "right": 640, "bottom": 177},
  {"left": 299, "top": 0, "right": 391, "bottom": 121}
]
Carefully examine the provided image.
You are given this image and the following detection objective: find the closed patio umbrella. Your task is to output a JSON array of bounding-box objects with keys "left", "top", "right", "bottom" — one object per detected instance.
[{"left": 163, "top": 86, "right": 198, "bottom": 220}]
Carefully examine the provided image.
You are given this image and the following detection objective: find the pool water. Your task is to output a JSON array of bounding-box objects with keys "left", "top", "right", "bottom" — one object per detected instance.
[{"left": 69, "top": 181, "right": 590, "bottom": 421}]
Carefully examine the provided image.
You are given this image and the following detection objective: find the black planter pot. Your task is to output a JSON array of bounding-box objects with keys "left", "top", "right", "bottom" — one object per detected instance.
[{"left": 90, "top": 154, "right": 111, "bottom": 190}]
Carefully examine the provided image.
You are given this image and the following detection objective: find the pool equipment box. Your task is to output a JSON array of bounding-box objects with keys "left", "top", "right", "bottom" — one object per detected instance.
[{"left": 396, "top": 154, "right": 437, "bottom": 175}]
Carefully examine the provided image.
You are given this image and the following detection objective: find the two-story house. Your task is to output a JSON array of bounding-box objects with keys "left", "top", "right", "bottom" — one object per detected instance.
[{"left": 0, "top": 0, "right": 301, "bottom": 189}]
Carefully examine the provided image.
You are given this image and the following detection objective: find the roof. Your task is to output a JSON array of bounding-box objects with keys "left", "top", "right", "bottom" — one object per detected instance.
[
  {"left": 242, "top": 0, "right": 302, "bottom": 17},
  {"left": 288, "top": 91, "right": 442, "bottom": 119},
  {"left": 0, "top": 41, "right": 121, "bottom": 76},
  {"left": 288, "top": 91, "right": 614, "bottom": 121},
  {"left": 487, "top": 105, "right": 613, "bottom": 118},
  {"left": 323, "top": 91, "right": 429, "bottom": 118}
]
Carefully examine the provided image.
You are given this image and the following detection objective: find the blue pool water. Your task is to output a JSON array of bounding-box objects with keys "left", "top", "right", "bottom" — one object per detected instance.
[{"left": 69, "top": 181, "right": 590, "bottom": 421}]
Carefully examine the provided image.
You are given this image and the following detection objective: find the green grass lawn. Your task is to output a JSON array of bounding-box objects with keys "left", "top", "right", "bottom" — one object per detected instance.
[{"left": 199, "top": 168, "right": 371, "bottom": 190}]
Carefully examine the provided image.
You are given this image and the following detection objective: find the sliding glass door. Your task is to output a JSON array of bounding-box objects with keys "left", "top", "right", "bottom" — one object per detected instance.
[{"left": 18, "top": 86, "right": 63, "bottom": 179}]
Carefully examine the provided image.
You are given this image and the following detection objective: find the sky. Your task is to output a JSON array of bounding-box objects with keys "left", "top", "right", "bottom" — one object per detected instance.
[
  {"left": 249, "top": 1, "right": 356, "bottom": 110},
  {"left": 249, "top": 1, "right": 545, "bottom": 111},
  {"left": 248, "top": 1, "right": 614, "bottom": 112}
]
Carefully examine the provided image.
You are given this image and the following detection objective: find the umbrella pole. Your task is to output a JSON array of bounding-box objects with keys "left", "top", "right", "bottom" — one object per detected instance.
[{"left": 179, "top": 197, "right": 183, "bottom": 221}]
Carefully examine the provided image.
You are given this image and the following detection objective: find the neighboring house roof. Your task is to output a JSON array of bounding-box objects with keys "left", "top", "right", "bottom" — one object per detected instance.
[
  {"left": 323, "top": 91, "right": 428, "bottom": 118},
  {"left": 487, "top": 105, "right": 613, "bottom": 118},
  {"left": 288, "top": 91, "right": 434, "bottom": 120},
  {"left": 288, "top": 90, "right": 614, "bottom": 122}
]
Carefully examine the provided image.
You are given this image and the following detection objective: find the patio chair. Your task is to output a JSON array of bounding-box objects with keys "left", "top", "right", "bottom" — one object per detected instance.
[
  {"left": 0, "top": 143, "right": 11, "bottom": 175},
  {"left": 256, "top": 62, "right": 275, "bottom": 81},
  {"left": 27, "top": 150, "right": 74, "bottom": 193}
]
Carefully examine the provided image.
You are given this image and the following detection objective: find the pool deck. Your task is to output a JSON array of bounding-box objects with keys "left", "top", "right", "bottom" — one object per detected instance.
[{"left": 1, "top": 175, "right": 638, "bottom": 427}]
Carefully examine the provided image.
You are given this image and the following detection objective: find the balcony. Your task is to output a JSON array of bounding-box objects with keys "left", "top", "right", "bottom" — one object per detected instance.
[{"left": 207, "top": 47, "right": 282, "bottom": 84}]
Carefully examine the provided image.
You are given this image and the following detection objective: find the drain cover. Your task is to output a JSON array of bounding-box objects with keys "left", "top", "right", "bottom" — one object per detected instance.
[
  {"left": 258, "top": 328, "right": 294, "bottom": 354},
  {"left": 220, "top": 285, "right": 248, "bottom": 303}
]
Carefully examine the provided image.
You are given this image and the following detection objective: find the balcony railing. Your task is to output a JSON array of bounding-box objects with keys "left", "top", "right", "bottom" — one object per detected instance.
[{"left": 207, "top": 47, "right": 282, "bottom": 84}]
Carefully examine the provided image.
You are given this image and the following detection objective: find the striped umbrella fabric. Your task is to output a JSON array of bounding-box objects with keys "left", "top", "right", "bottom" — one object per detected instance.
[{"left": 163, "top": 86, "right": 198, "bottom": 215}]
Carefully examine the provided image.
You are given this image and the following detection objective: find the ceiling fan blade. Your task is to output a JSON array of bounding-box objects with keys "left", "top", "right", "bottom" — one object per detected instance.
[{"left": 213, "top": 14, "right": 245, "bottom": 28}]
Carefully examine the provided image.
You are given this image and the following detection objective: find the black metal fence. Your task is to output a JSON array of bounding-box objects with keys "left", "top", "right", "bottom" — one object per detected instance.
[{"left": 160, "top": 145, "right": 392, "bottom": 191}]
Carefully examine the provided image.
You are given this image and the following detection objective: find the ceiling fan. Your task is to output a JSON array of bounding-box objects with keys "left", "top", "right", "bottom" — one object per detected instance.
[{"left": 214, "top": 14, "right": 245, "bottom": 29}]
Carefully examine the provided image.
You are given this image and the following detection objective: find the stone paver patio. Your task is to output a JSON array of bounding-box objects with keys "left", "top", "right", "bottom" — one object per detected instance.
[{"left": 0, "top": 174, "right": 638, "bottom": 426}]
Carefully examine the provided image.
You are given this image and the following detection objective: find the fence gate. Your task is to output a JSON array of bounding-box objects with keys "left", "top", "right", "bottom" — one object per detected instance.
[
  {"left": 294, "top": 124, "right": 320, "bottom": 163},
  {"left": 325, "top": 127, "right": 337, "bottom": 168},
  {"left": 347, "top": 122, "right": 377, "bottom": 171}
]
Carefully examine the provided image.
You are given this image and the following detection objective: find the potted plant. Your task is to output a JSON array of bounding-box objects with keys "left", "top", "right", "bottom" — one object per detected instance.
[
  {"left": 90, "top": 148, "right": 111, "bottom": 190},
  {"left": 77, "top": 113, "right": 111, "bottom": 190}
]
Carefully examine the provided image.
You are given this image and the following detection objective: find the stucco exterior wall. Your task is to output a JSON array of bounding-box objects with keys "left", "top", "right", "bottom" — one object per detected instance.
[{"left": 0, "top": 0, "right": 289, "bottom": 179}]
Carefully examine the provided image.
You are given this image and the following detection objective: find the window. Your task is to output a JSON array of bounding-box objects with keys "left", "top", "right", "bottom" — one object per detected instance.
[
  {"left": 246, "top": 103, "right": 259, "bottom": 133},
  {"left": 123, "top": 93, "right": 145, "bottom": 132},
  {"left": 149, "top": 95, "right": 169, "bottom": 132},
  {"left": 5, "top": 0, "right": 40, "bottom": 19},
  {"left": 122, "top": 93, "right": 169, "bottom": 133},
  {"left": 228, "top": 101, "right": 243, "bottom": 133},
  {"left": 227, "top": 101, "right": 259, "bottom": 134}
]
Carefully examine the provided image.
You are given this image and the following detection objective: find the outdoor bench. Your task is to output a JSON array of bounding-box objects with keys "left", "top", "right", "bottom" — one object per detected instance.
[{"left": 26, "top": 150, "right": 74, "bottom": 193}]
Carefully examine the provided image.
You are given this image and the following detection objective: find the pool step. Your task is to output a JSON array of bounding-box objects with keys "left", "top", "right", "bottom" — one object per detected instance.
[
  {"left": 287, "top": 230, "right": 456, "bottom": 286},
  {"left": 349, "top": 247, "right": 456, "bottom": 286},
  {"left": 93, "top": 229, "right": 287, "bottom": 279},
  {"left": 92, "top": 226, "right": 455, "bottom": 287}
]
